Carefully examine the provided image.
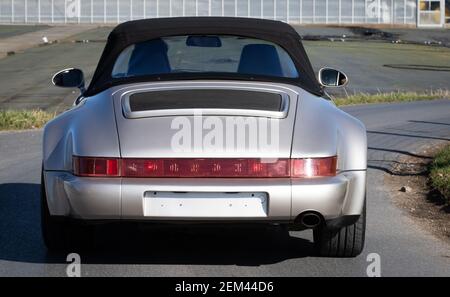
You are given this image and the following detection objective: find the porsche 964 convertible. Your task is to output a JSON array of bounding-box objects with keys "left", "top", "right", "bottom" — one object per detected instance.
[{"left": 42, "top": 17, "right": 367, "bottom": 257}]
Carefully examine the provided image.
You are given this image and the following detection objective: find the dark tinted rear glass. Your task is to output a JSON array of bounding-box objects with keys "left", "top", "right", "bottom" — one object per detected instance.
[
  {"left": 129, "top": 90, "right": 283, "bottom": 112},
  {"left": 112, "top": 35, "right": 299, "bottom": 79}
]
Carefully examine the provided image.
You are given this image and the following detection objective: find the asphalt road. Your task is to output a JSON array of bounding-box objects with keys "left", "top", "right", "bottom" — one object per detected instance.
[{"left": 0, "top": 99, "right": 449, "bottom": 276}]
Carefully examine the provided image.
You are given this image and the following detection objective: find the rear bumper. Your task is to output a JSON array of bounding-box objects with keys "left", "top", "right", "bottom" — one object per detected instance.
[{"left": 44, "top": 170, "right": 366, "bottom": 224}]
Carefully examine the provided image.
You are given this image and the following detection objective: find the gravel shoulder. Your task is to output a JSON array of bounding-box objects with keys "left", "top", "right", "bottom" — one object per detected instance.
[{"left": 384, "top": 142, "right": 450, "bottom": 245}]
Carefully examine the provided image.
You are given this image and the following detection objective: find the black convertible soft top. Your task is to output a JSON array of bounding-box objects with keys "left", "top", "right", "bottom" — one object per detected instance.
[{"left": 84, "top": 17, "right": 323, "bottom": 97}]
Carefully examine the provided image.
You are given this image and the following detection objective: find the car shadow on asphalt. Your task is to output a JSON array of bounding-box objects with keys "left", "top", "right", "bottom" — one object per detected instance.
[
  {"left": 0, "top": 183, "right": 314, "bottom": 266},
  {"left": 81, "top": 224, "right": 314, "bottom": 266}
]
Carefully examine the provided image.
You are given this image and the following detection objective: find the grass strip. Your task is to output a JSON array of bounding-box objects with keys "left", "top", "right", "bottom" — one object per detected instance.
[
  {"left": 334, "top": 89, "right": 449, "bottom": 106},
  {"left": 429, "top": 145, "right": 450, "bottom": 205},
  {"left": 0, "top": 109, "right": 55, "bottom": 131}
]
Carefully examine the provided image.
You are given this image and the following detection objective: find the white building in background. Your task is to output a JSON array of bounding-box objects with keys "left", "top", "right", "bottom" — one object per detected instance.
[{"left": 0, "top": 0, "right": 449, "bottom": 27}]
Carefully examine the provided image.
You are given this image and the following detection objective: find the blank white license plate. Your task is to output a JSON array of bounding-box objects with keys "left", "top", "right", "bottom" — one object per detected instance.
[{"left": 143, "top": 191, "right": 268, "bottom": 218}]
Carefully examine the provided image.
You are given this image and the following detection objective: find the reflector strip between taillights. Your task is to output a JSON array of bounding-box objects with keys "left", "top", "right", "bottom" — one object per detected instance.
[{"left": 72, "top": 156, "right": 337, "bottom": 178}]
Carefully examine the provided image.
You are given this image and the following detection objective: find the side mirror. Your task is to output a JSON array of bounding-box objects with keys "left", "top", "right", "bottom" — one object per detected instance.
[
  {"left": 52, "top": 68, "right": 85, "bottom": 93},
  {"left": 318, "top": 67, "right": 348, "bottom": 87}
]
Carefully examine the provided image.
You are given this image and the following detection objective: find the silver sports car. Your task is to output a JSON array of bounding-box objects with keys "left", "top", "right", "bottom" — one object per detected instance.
[{"left": 42, "top": 17, "right": 367, "bottom": 257}]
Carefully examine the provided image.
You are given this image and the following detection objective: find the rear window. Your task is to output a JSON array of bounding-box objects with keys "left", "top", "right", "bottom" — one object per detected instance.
[{"left": 111, "top": 35, "right": 299, "bottom": 79}]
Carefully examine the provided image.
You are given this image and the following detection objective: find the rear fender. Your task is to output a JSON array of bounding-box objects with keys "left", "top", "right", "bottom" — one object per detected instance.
[
  {"left": 43, "top": 90, "right": 120, "bottom": 172},
  {"left": 291, "top": 89, "right": 367, "bottom": 171}
]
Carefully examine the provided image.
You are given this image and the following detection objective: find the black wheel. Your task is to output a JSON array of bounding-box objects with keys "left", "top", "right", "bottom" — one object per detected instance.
[
  {"left": 41, "top": 170, "right": 94, "bottom": 251},
  {"left": 313, "top": 201, "right": 366, "bottom": 257}
]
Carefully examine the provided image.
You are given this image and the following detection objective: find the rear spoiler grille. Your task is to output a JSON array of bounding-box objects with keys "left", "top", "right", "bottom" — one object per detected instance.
[{"left": 122, "top": 88, "right": 289, "bottom": 119}]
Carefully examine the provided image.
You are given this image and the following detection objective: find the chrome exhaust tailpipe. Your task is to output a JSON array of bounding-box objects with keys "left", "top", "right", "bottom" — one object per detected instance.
[{"left": 298, "top": 212, "right": 322, "bottom": 228}]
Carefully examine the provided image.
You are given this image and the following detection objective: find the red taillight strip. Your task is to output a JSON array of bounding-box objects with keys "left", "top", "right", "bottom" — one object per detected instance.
[
  {"left": 72, "top": 156, "right": 337, "bottom": 178},
  {"left": 291, "top": 156, "right": 337, "bottom": 178},
  {"left": 73, "top": 156, "right": 120, "bottom": 177}
]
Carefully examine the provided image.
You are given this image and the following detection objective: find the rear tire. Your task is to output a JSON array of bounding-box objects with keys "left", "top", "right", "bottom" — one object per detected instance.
[
  {"left": 41, "top": 170, "right": 94, "bottom": 251},
  {"left": 313, "top": 201, "right": 366, "bottom": 257}
]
